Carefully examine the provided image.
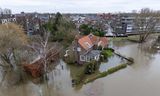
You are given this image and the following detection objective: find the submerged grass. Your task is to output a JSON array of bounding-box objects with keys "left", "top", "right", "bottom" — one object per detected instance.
[
  {"left": 69, "top": 64, "right": 87, "bottom": 84},
  {"left": 84, "top": 63, "right": 127, "bottom": 84},
  {"left": 107, "top": 63, "right": 127, "bottom": 74}
]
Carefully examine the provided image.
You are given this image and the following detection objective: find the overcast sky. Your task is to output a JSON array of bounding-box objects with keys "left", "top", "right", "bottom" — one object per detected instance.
[{"left": 0, "top": 0, "right": 160, "bottom": 13}]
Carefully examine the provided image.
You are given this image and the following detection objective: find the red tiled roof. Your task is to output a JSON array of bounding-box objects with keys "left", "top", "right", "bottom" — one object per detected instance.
[
  {"left": 78, "top": 35, "right": 93, "bottom": 50},
  {"left": 78, "top": 33, "right": 108, "bottom": 50},
  {"left": 98, "top": 37, "right": 108, "bottom": 48}
]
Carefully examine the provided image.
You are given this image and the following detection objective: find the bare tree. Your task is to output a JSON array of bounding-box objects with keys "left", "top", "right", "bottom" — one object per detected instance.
[
  {"left": 134, "top": 8, "right": 160, "bottom": 43},
  {"left": 24, "top": 30, "right": 63, "bottom": 77},
  {"left": 0, "top": 23, "right": 28, "bottom": 68}
]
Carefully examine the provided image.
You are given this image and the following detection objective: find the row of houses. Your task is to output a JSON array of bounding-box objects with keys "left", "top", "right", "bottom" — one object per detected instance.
[
  {"left": 0, "top": 14, "right": 16, "bottom": 24},
  {"left": 69, "top": 13, "right": 160, "bottom": 36},
  {"left": 1, "top": 10, "right": 160, "bottom": 36},
  {"left": 69, "top": 14, "right": 113, "bottom": 36},
  {"left": 0, "top": 8, "right": 15, "bottom": 24},
  {"left": 15, "top": 12, "right": 50, "bottom": 35},
  {"left": 0, "top": 11, "right": 56, "bottom": 35}
]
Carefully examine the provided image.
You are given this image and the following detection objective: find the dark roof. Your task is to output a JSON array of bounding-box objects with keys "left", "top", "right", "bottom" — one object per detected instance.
[{"left": 0, "top": 14, "right": 15, "bottom": 19}]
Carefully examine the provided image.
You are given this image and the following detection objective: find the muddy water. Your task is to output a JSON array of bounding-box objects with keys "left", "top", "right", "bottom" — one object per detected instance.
[
  {"left": 80, "top": 41, "right": 160, "bottom": 96},
  {"left": 0, "top": 40, "right": 160, "bottom": 96}
]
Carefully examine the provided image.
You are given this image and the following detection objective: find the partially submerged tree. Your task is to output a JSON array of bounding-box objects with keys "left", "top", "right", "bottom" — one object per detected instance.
[
  {"left": 0, "top": 23, "right": 62, "bottom": 82},
  {"left": 134, "top": 8, "right": 160, "bottom": 43},
  {"left": 24, "top": 30, "right": 63, "bottom": 77},
  {"left": 0, "top": 23, "right": 28, "bottom": 68}
]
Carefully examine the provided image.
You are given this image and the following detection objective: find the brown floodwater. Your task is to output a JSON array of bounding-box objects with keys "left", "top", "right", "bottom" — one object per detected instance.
[{"left": 0, "top": 40, "right": 160, "bottom": 96}]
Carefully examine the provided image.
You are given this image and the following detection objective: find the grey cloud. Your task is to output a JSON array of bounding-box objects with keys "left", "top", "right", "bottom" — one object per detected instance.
[{"left": 0, "top": 0, "right": 160, "bottom": 13}]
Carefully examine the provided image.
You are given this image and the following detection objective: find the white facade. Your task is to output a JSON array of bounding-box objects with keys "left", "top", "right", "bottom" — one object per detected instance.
[
  {"left": 1, "top": 18, "right": 16, "bottom": 24},
  {"left": 126, "top": 24, "right": 134, "bottom": 33},
  {"left": 80, "top": 54, "right": 100, "bottom": 62}
]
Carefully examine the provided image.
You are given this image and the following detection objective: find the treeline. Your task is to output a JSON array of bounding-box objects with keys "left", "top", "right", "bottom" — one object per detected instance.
[
  {"left": 43, "top": 12, "right": 77, "bottom": 47},
  {"left": 79, "top": 24, "right": 105, "bottom": 37}
]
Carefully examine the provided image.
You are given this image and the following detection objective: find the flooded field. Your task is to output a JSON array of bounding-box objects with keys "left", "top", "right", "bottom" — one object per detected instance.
[
  {"left": 0, "top": 39, "right": 160, "bottom": 96},
  {"left": 99, "top": 55, "right": 125, "bottom": 72}
]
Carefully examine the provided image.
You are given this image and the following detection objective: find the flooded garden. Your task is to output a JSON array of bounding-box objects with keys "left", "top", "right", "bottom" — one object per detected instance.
[{"left": 0, "top": 38, "right": 160, "bottom": 96}]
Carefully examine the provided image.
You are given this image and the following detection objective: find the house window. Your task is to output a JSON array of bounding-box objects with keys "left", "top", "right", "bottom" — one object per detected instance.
[
  {"left": 80, "top": 55, "right": 85, "bottom": 61},
  {"left": 73, "top": 47, "right": 81, "bottom": 51},
  {"left": 13, "top": 18, "right": 16, "bottom": 22},
  {"left": 88, "top": 34, "right": 93, "bottom": 39},
  {"left": 92, "top": 56, "right": 95, "bottom": 59},
  {"left": 86, "top": 56, "right": 91, "bottom": 62},
  {"left": 77, "top": 47, "right": 81, "bottom": 52},
  {"left": 73, "top": 47, "right": 76, "bottom": 51}
]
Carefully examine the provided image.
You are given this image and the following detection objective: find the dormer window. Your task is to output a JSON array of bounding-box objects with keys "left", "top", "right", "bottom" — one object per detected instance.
[{"left": 88, "top": 34, "right": 93, "bottom": 39}]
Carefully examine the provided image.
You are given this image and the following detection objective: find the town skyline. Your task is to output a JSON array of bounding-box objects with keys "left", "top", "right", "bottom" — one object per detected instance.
[{"left": 1, "top": 0, "right": 160, "bottom": 13}]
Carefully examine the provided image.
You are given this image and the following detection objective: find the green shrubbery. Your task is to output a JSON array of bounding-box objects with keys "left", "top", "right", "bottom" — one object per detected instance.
[
  {"left": 70, "top": 60, "right": 100, "bottom": 85},
  {"left": 101, "top": 48, "right": 114, "bottom": 59},
  {"left": 75, "top": 70, "right": 86, "bottom": 84},
  {"left": 79, "top": 24, "right": 105, "bottom": 37},
  {"left": 103, "top": 48, "right": 115, "bottom": 52},
  {"left": 43, "top": 12, "right": 77, "bottom": 47},
  {"left": 85, "top": 61, "right": 99, "bottom": 74}
]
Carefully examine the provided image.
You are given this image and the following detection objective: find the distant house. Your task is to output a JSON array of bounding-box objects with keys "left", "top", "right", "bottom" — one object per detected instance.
[
  {"left": 0, "top": 15, "right": 16, "bottom": 24},
  {"left": 15, "top": 12, "right": 51, "bottom": 35},
  {"left": 74, "top": 33, "right": 108, "bottom": 64}
]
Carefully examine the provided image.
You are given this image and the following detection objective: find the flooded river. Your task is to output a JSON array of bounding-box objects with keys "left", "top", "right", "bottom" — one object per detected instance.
[{"left": 0, "top": 39, "right": 160, "bottom": 96}]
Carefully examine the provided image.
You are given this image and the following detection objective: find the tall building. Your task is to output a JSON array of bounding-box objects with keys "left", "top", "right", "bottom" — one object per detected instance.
[
  {"left": 2, "top": 8, "right": 12, "bottom": 14},
  {"left": 0, "top": 8, "right": 2, "bottom": 14},
  {"left": 0, "top": 8, "right": 12, "bottom": 15},
  {"left": 112, "top": 13, "right": 135, "bottom": 35}
]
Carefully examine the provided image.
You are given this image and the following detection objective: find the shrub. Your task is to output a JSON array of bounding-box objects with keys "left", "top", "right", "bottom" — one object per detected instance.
[
  {"left": 103, "top": 48, "right": 115, "bottom": 52},
  {"left": 79, "top": 24, "right": 105, "bottom": 37},
  {"left": 93, "top": 31, "right": 100, "bottom": 36},
  {"left": 85, "top": 60, "right": 99, "bottom": 74},
  {"left": 43, "top": 12, "right": 77, "bottom": 46},
  {"left": 101, "top": 50, "right": 113, "bottom": 59}
]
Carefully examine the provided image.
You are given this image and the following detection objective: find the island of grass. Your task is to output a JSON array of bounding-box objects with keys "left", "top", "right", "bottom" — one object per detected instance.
[
  {"left": 84, "top": 63, "right": 127, "bottom": 84},
  {"left": 66, "top": 47, "right": 132, "bottom": 88}
]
